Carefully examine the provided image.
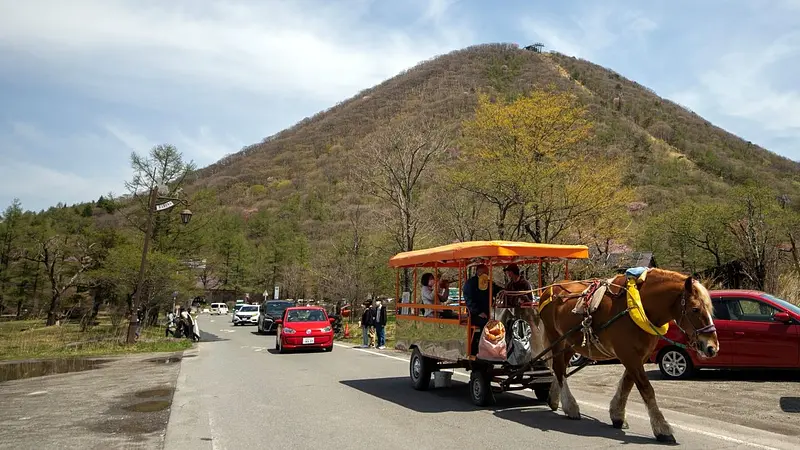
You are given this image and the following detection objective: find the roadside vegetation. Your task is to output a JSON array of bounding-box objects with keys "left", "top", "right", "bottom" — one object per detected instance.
[{"left": 0, "top": 316, "right": 191, "bottom": 361}]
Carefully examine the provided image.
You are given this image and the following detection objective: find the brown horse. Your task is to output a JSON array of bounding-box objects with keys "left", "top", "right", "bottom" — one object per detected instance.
[{"left": 537, "top": 268, "right": 719, "bottom": 443}]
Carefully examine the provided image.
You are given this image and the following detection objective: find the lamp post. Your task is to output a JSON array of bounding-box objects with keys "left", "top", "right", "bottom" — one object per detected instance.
[{"left": 126, "top": 187, "right": 193, "bottom": 344}]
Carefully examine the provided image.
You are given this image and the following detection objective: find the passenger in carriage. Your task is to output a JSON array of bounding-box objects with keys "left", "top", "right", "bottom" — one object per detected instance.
[
  {"left": 421, "top": 272, "right": 452, "bottom": 318},
  {"left": 501, "top": 264, "right": 533, "bottom": 308}
]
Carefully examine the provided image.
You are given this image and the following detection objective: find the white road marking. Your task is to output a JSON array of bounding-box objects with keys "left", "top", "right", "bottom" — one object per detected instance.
[
  {"left": 26, "top": 391, "right": 47, "bottom": 396},
  {"left": 332, "top": 342, "right": 781, "bottom": 450}
]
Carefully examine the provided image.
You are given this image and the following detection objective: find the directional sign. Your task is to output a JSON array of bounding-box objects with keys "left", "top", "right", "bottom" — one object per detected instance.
[{"left": 155, "top": 200, "right": 175, "bottom": 212}]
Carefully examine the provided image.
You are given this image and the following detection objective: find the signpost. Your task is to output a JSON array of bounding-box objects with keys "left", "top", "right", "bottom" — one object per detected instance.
[{"left": 273, "top": 286, "right": 280, "bottom": 300}]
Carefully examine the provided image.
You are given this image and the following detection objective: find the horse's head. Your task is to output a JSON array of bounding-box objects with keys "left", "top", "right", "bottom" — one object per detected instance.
[{"left": 675, "top": 276, "right": 719, "bottom": 358}]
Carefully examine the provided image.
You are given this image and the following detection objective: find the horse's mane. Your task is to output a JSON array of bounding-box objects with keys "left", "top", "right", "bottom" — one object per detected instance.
[{"left": 645, "top": 268, "right": 713, "bottom": 314}]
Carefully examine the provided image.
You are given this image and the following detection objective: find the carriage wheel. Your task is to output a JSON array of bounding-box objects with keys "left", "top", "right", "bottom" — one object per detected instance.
[
  {"left": 534, "top": 386, "right": 550, "bottom": 402},
  {"left": 469, "top": 369, "right": 495, "bottom": 406},
  {"left": 410, "top": 348, "right": 432, "bottom": 390}
]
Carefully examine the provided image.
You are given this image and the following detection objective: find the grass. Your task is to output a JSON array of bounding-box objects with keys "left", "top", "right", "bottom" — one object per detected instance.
[{"left": 0, "top": 317, "right": 192, "bottom": 362}]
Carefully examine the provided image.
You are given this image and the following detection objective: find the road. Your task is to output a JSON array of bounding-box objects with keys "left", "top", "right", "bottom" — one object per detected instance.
[{"left": 165, "top": 315, "right": 800, "bottom": 450}]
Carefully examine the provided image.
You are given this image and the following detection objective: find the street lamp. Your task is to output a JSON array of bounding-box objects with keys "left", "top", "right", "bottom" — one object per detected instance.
[
  {"left": 180, "top": 209, "right": 193, "bottom": 225},
  {"left": 126, "top": 187, "right": 194, "bottom": 344}
]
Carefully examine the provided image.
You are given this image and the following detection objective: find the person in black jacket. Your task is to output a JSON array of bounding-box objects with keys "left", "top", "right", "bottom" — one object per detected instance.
[
  {"left": 359, "top": 300, "right": 375, "bottom": 348},
  {"left": 374, "top": 299, "right": 388, "bottom": 349}
]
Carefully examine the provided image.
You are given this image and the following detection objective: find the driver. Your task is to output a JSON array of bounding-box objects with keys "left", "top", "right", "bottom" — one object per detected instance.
[{"left": 463, "top": 264, "right": 504, "bottom": 329}]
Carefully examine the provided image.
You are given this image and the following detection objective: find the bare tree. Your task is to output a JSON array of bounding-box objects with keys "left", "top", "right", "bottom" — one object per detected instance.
[
  {"left": 25, "top": 235, "right": 95, "bottom": 326},
  {"left": 352, "top": 116, "right": 453, "bottom": 289}
]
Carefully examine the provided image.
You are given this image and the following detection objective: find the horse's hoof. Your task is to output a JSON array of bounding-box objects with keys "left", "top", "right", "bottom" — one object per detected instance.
[
  {"left": 548, "top": 403, "right": 559, "bottom": 412},
  {"left": 655, "top": 434, "right": 677, "bottom": 444},
  {"left": 566, "top": 414, "right": 581, "bottom": 420},
  {"left": 611, "top": 419, "right": 629, "bottom": 429}
]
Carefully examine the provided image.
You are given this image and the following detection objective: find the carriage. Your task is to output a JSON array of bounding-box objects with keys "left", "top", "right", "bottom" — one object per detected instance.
[{"left": 390, "top": 240, "right": 591, "bottom": 406}]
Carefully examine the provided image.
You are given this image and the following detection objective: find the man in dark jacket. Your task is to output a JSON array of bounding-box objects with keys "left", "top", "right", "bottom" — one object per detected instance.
[
  {"left": 359, "top": 300, "right": 375, "bottom": 348},
  {"left": 374, "top": 299, "right": 388, "bottom": 349},
  {"left": 463, "top": 264, "right": 504, "bottom": 329},
  {"left": 463, "top": 264, "right": 504, "bottom": 355}
]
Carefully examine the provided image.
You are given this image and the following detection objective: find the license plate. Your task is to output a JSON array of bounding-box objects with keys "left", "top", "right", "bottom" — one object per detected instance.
[{"left": 302, "top": 337, "right": 314, "bottom": 344}]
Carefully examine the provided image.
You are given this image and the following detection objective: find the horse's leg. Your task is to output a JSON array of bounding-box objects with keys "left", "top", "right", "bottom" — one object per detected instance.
[
  {"left": 609, "top": 369, "right": 634, "bottom": 429},
  {"left": 548, "top": 347, "right": 580, "bottom": 419},
  {"left": 628, "top": 363, "right": 675, "bottom": 442},
  {"left": 557, "top": 351, "right": 581, "bottom": 419}
]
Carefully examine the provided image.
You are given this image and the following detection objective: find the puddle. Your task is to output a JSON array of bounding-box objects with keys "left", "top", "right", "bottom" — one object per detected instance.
[
  {"left": 144, "top": 356, "right": 182, "bottom": 364},
  {"left": 0, "top": 358, "right": 108, "bottom": 383},
  {"left": 143, "top": 354, "right": 194, "bottom": 365},
  {"left": 123, "top": 400, "right": 170, "bottom": 412},
  {"left": 135, "top": 387, "right": 174, "bottom": 398}
]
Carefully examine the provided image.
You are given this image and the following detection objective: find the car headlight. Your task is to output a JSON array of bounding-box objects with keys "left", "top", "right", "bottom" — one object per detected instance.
[
  {"left": 283, "top": 327, "right": 296, "bottom": 334},
  {"left": 322, "top": 326, "right": 331, "bottom": 332}
]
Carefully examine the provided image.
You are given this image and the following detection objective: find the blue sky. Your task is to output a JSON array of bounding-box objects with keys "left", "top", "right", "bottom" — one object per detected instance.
[{"left": 1, "top": 0, "right": 799, "bottom": 212}]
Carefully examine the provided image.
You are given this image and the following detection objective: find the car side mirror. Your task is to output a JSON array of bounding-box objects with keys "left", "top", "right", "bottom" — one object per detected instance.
[
  {"left": 773, "top": 312, "right": 792, "bottom": 323},
  {"left": 274, "top": 319, "right": 282, "bottom": 325},
  {"left": 329, "top": 317, "right": 336, "bottom": 323}
]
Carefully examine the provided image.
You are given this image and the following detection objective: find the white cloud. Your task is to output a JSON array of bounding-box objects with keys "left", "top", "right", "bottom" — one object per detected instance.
[
  {"left": 668, "top": 30, "right": 800, "bottom": 156},
  {"left": 0, "top": 120, "right": 243, "bottom": 210},
  {"left": 0, "top": 0, "right": 473, "bottom": 104},
  {"left": 0, "top": 0, "right": 474, "bottom": 210},
  {"left": 518, "top": 6, "right": 658, "bottom": 59}
]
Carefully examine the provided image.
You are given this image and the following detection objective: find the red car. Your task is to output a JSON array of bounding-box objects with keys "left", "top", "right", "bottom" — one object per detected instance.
[
  {"left": 274, "top": 306, "right": 336, "bottom": 353},
  {"left": 650, "top": 289, "right": 800, "bottom": 379}
]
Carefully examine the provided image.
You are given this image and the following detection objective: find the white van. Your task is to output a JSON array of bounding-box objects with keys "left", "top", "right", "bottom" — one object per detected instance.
[{"left": 210, "top": 303, "right": 229, "bottom": 315}]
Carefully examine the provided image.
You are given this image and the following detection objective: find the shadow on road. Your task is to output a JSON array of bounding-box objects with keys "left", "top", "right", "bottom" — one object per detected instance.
[
  {"left": 646, "top": 368, "right": 800, "bottom": 383},
  {"left": 780, "top": 397, "right": 800, "bottom": 413},
  {"left": 340, "top": 376, "right": 660, "bottom": 445},
  {"left": 198, "top": 330, "right": 229, "bottom": 343}
]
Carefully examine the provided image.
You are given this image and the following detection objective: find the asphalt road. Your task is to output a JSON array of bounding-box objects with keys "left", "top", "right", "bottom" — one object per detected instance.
[{"left": 165, "top": 315, "right": 800, "bottom": 450}]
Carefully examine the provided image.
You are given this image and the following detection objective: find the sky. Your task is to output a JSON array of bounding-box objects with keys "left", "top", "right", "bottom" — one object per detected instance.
[{"left": 1, "top": 0, "right": 798, "bottom": 212}]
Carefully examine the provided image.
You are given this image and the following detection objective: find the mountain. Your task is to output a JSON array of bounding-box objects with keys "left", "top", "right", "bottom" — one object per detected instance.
[{"left": 188, "top": 43, "right": 800, "bottom": 221}]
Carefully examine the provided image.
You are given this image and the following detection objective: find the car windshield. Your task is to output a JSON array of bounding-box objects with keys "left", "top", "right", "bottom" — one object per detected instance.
[
  {"left": 762, "top": 294, "right": 800, "bottom": 316},
  {"left": 239, "top": 305, "right": 258, "bottom": 312},
  {"left": 286, "top": 309, "right": 327, "bottom": 322},
  {"left": 266, "top": 302, "right": 293, "bottom": 314}
]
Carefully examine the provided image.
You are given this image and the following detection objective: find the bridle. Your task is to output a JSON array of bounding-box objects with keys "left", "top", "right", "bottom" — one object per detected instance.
[{"left": 671, "top": 282, "right": 717, "bottom": 354}]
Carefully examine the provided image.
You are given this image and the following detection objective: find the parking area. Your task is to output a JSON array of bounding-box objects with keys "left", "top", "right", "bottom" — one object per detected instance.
[{"left": 569, "top": 362, "right": 800, "bottom": 436}]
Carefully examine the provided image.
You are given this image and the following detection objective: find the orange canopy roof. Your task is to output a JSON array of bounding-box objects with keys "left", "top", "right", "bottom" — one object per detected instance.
[{"left": 388, "top": 240, "right": 589, "bottom": 268}]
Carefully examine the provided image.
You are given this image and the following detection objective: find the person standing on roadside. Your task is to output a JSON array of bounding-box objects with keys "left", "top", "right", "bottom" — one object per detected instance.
[
  {"left": 374, "top": 299, "right": 387, "bottom": 349},
  {"left": 165, "top": 310, "right": 177, "bottom": 337},
  {"left": 359, "top": 300, "right": 375, "bottom": 348}
]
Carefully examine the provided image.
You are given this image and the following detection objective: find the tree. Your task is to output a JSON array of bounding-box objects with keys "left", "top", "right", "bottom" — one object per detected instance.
[
  {"left": 0, "top": 199, "right": 24, "bottom": 315},
  {"left": 352, "top": 115, "right": 453, "bottom": 289},
  {"left": 24, "top": 232, "right": 96, "bottom": 326},
  {"left": 451, "top": 88, "right": 631, "bottom": 243},
  {"left": 727, "top": 185, "right": 783, "bottom": 291}
]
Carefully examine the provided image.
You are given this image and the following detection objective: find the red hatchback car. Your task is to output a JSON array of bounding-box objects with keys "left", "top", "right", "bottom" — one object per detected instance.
[
  {"left": 650, "top": 290, "right": 800, "bottom": 379},
  {"left": 274, "top": 306, "right": 335, "bottom": 353}
]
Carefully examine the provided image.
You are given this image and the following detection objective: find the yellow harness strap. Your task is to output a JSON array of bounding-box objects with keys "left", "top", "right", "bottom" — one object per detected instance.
[
  {"left": 537, "top": 286, "right": 554, "bottom": 313},
  {"left": 626, "top": 275, "right": 669, "bottom": 335}
]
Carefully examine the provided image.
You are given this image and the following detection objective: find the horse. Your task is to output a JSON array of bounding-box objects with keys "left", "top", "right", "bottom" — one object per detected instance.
[{"left": 536, "top": 268, "right": 719, "bottom": 443}]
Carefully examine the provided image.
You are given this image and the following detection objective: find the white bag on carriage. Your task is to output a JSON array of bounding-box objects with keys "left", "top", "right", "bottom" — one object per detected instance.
[
  {"left": 505, "top": 318, "right": 533, "bottom": 366},
  {"left": 477, "top": 320, "right": 507, "bottom": 361}
]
